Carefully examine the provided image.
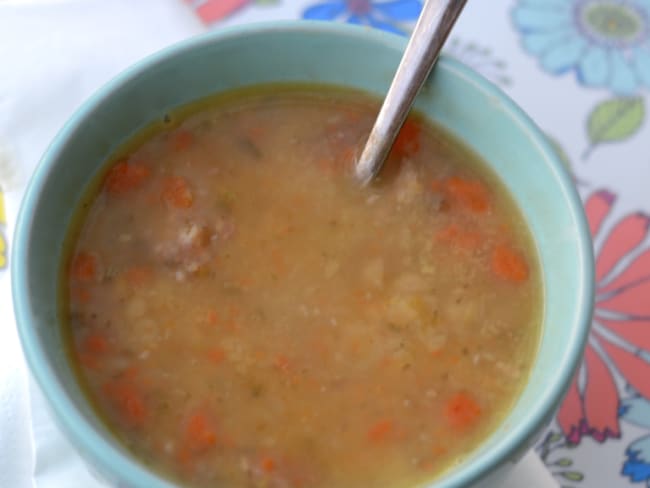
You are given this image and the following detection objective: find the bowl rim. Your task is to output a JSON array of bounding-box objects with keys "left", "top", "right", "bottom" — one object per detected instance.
[{"left": 12, "top": 19, "right": 594, "bottom": 488}]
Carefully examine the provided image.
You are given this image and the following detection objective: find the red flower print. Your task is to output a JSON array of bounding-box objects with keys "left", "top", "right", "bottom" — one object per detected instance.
[
  {"left": 558, "top": 190, "right": 650, "bottom": 445},
  {"left": 186, "top": 0, "right": 251, "bottom": 24}
]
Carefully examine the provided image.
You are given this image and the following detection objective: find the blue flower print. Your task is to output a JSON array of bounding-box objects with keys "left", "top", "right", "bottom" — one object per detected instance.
[
  {"left": 303, "top": 0, "right": 422, "bottom": 36},
  {"left": 512, "top": 0, "right": 650, "bottom": 94},
  {"left": 623, "top": 436, "right": 650, "bottom": 485},
  {"left": 621, "top": 395, "right": 650, "bottom": 485}
]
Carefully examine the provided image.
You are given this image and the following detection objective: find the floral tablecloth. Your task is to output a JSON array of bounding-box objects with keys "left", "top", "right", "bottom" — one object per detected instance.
[
  {"left": 190, "top": 2, "right": 650, "bottom": 484},
  {"left": 1, "top": 0, "right": 649, "bottom": 487}
]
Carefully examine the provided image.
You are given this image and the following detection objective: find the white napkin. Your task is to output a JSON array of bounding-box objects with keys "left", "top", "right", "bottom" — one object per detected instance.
[
  {"left": 0, "top": 1, "right": 200, "bottom": 487},
  {"left": 0, "top": 1, "right": 557, "bottom": 486}
]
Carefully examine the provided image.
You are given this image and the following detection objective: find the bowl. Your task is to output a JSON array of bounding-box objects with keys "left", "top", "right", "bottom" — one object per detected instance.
[{"left": 12, "top": 21, "right": 594, "bottom": 488}]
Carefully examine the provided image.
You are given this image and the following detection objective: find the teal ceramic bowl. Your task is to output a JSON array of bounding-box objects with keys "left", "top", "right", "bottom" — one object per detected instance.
[{"left": 12, "top": 21, "right": 593, "bottom": 487}]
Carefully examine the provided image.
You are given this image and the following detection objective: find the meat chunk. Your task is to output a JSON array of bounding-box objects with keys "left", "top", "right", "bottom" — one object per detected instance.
[{"left": 148, "top": 214, "right": 234, "bottom": 279}]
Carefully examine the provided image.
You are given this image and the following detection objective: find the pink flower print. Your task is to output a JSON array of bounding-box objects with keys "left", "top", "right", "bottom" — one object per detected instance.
[
  {"left": 187, "top": 0, "right": 250, "bottom": 24},
  {"left": 557, "top": 189, "right": 650, "bottom": 445}
]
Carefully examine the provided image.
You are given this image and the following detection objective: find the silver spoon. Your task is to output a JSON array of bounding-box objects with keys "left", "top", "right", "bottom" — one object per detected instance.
[{"left": 355, "top": 0, "right": 468, "bottom": 185}]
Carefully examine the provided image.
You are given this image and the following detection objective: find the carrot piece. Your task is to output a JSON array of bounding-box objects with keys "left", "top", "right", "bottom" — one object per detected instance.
[
  {"left": 367, "top": 419, "right": 394, "bottom": 442},
  {"left": 339, "top": 146, "right": 356, "bottom": 166},
  {"left": 491, "top": 244, "right": 529, "bottom": 283},
  {"left": 206, "top": 309, "right": 220, "bottom": 326},
  {"left": 162, "top": 175, "right": 193, "bottom": 209},
  {"left": 207, "top": 346, "right": 226, "bottom": 364},
  {"left": 184, "top": 412, "right": 217, "bottom": 452},
  {"left": 71, "top": 252, "right": 98, "bottom": 282},
  {"left": 102, "top": 380, "right": 147, "bottom": 427},
  {"left": 170, "top": 129, "right": 194, "bottom": 152},
  {"left": 432, "top": 445, "right": 449, "bottom": 457},
  {"left": 392, "top": 118, "right": 421, "bottom": 158},
  {"left": 435, "top": 224, "right": 481, "bottom": 252},
  {"left": 247, "top": 125, "right": 266, "bottom": 141},
  {"left": 260, "top": 456, "right": 276, "bottom": 473},
  {"left": 82, "top": 332, "right": 108, "bottom": 354},
  {"left": 105, "top": 161, "right": 150, "bottom": 195},
  {"left": 444, "top": 177, "right": 490, "bottom": 213},
  {"left": 275, "top": 354, "right": 291, "bottom": 373},
  {"left": 444, "top": 392, "right": 481, "bottom": 429},
  {"left": 124, "top": 266, "right": 152, "bottom": 286}
]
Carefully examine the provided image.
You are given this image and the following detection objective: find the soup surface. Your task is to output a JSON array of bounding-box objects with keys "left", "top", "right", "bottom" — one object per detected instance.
[{"left": 65, "top": 85, "right": 541, "bottom": 487}]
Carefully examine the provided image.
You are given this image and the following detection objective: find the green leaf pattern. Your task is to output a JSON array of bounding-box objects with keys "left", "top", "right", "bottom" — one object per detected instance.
[{"left": 585, "top": 97, "right": 645, "bottom": 157}]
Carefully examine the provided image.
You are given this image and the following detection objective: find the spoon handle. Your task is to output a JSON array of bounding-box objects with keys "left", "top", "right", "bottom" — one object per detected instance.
[{"left": 355, "top": 0, "right": 467, "bottom": 185}]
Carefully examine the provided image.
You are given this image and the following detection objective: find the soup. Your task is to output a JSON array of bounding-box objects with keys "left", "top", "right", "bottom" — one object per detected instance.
[{"left": 64, "top": 85, "right": 542, "bottom": 487}]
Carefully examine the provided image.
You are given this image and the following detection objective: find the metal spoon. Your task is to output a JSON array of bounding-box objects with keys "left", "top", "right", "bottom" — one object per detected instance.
[{"left": 355, "top": 0, "right": 468, "bottom": 185}]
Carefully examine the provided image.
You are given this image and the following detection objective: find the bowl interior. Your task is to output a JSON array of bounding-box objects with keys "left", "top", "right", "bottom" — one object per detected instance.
[{"left": 13, "top": 22, "right": 593, "bottom": 488}]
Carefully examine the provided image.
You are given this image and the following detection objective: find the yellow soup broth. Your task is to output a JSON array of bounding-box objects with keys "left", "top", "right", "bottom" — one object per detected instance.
[{"left": 64, "top": 85, "right": 542, "bottom": 488}]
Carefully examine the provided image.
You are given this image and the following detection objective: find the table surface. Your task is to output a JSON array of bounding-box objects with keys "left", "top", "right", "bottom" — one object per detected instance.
[{"left": 1, "top": 1, "right": 649, "bottom": 487}]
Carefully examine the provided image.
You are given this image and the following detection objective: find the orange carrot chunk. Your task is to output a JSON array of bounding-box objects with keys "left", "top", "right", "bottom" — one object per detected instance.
[
  {"left": 207, "top": 347, "right": 226, "bottom": 364},
  {"left": 71, "top": 252, "right": 98, "bottom": 282},
  {"left": 105, "top": 161, "right": 150, "bottom": 195},
  {"left": 125, "top": 266, "right": 152, "bottom": 286},
  {"left": 338, "top": 146, "right": 356, "bottom": 167},
  {"left": 491, "top": 244, "right": 529, "bottom": 283},
  {"left": 260, "top": 456, "right": 276, "bottom": 473},
  {"left": 82, "top": 332, "right": 108, "bottom": 354},
  {"left": 445, "top": 177, "right": 490, "bottom": 213},
  {"left": 367, "top": 419, "right": 394, "bottom": 443},
  {"left": 206, "top": 309, "right": 220, "bottom": 326},
  {"left": 392, "top": 119, "right": 421, "bottom": 157},
  {"left": 444, "top": 392, "right": 481, "bottom": 429},
  {"left": 432, "top": 445, "right": 449, "bottom": 457},
  {"left": 275, "top": 354, "right": 291, "bottom": 373},
  {"left": 247, "top": 125, "right": 267, "bottom": 142},
  {"left": 102, "top": 380, "right": 147, "bottom": 427},
  {"left": 184, "top": 412, "right": 217, "bottom": 452},
  {"left": 162, "top": 175, "right": 193, "bottom": 209}
]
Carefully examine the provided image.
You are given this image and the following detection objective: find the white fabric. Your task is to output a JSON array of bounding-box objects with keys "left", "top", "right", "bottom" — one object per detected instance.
[{"left": 0, "top": 1, "right": 556, "bottom": 486}]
